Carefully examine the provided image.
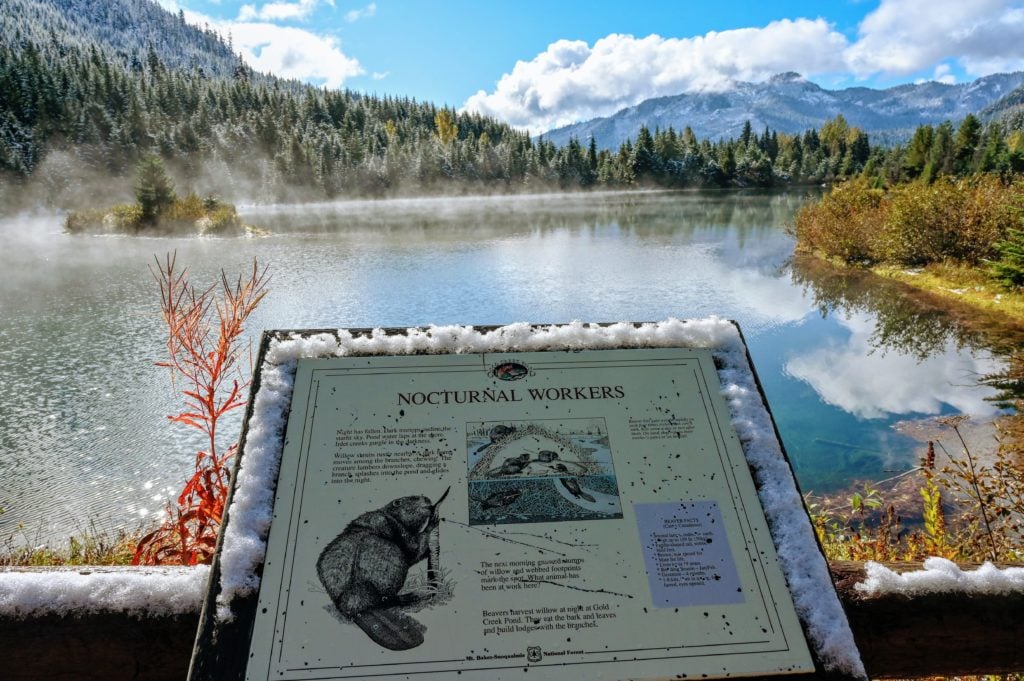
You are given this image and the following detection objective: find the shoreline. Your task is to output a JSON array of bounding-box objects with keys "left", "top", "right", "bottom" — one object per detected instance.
[
  {"left": 871, "top": 262, "right": 1024, "bottom": 324},
  {"left": 794, "top": 250, "right": 1024, "bottom": 331}
]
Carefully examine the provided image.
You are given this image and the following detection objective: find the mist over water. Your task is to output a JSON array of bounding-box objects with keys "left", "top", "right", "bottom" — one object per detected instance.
[{"left": 0, "top": 190, "right": 1013, "bottom": 543}]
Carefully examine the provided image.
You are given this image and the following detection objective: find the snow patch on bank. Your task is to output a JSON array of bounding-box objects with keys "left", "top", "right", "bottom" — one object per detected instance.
[
  {"left": 0, "top": 566, "right": 208, "bottom": 617},
  {"left": 858, "top": 558, "right": 1024, "bottom": 596},
  {"left": 213, "top": 319, "right": 865, "bottom": 677}
]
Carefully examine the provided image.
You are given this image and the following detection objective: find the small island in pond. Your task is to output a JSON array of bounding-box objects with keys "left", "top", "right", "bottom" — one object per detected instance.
[{"left": 65, "top": 155, "right": 258, "bottom": 236}]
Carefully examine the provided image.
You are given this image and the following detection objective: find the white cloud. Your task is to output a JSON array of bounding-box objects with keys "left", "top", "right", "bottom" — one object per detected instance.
[
  {"left": 345, "top": 2, "right": 376, "bottom": 23},
  {"left": 845, "top": 0, "right": 1024, "bottom": 77},
  {"left": 230, "top": 22, "right": 363, "bottom": 87},
  {"left": 463, "top": 19, "right": 849, "bottom": 131},
  {"left": 464, "top": 0, "right": 1024, "bottom": 132},
  {"left": 784, "top": 314, "right": 1002, "bottom": 419},
  {"left": 238, "top": 0, "right": 320, "bottom": 22},
  {"left": 933, "top": 63, "right": 957, "bottom": 85},
  {"left": 177, "top": 8, "right": 363, "bottom": 89},
  {"left": 372, "top": 70, "right": 389, "bottom": 80}
]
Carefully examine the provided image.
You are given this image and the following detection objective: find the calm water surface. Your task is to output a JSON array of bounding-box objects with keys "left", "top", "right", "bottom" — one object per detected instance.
[{"left": 0, "top": 190, "right": 1017, "bottom": 542}]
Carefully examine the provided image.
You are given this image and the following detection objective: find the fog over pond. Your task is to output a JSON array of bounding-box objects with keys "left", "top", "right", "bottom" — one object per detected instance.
[{"left": 0, "top": 190, "right": 1013, "bottom": 543}]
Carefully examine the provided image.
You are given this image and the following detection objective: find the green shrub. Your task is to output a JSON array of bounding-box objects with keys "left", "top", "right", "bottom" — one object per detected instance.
[
  {"left": 64, "top": 210, "right": 89, "bottom": 232},
  {"left": 205, "top": 205, "right": 242, "bottom": 233},
  {"left": 876, "top": 180, "right": 964, "bottom": 265},
  {"left": 64, "top": 209, "right": 108, "bottom": 233},
  {"left": 992, "top": 225, "right": 1024, "bottom": 289},
  {"left": 953, "top": 175, "right": 1019, "bottom": 264},
  {"left": 202, "top": 194, "right": 221, "bottom": 212}
]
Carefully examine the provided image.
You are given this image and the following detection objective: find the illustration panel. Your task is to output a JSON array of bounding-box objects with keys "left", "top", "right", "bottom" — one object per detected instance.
[
  {"left": 316, "top": 489, "right": 454, "bottom": 651},
  {"left": 466, "top": 418, "right": 622, "bottom": 525}
]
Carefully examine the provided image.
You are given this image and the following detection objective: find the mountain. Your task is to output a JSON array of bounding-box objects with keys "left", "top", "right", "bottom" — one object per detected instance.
[
  {"left": 981, "top": 83, "right": 1024, "bottom": 122},
  {"left": 541, "top": 72, "right": 1024, "bottom": 149},
  {"left": 0, "top": 0, "right": 243, "bottom": 78}
]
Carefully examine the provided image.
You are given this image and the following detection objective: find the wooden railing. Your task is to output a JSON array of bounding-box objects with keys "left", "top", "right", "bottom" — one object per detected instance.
[{"left": 1, "top": 562, "right": 1022, "bottom": 680}]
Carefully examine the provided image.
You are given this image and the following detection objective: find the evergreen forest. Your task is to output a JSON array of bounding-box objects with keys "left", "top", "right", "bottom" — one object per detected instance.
[{"left": 2, "top": 0, "right": 1024, "bottom": 211}]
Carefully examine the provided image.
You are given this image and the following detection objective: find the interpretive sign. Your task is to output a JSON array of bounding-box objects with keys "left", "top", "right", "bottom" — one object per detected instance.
[{"left": 190, "top": 324, "right": 855, "bottom": 681}]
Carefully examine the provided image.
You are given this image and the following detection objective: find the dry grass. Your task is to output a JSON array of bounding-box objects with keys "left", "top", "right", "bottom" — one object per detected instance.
[
  {"left": 1, "top": 524, "right": 139, "bottom": 567},
  {"left": 874, "top": 263, "right": 1024, "bottom": 323}
]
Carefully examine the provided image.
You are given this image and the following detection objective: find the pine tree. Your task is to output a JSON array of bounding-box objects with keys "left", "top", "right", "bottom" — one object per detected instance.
[
  {"left": 903, "top": 125, "right": 934, "bottom": 179},
  {"left": 992, "top": 224, "right": 1024, "bottom": 289},
  {"left": 740, "top": 120, "right": 752, "bottom": 148},
  {"left": 135, "top": 154, "right": 175, "bottom": 223},
  {"left": 927, "top": 122, "right": 955, "bottom": 180},
  {"left": 954, "top": 114, "right": 982, "bottom": 174},
  {"left": 977, "top": 123, "right": 1008, "bottom": 173},
  {"left": 631, "top": 125, "right": 658, "bottom": 180}
]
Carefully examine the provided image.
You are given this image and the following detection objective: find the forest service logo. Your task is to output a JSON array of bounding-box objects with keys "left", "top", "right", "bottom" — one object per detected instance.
[
  {"left": 491, "top": 361, "right": 529, "bottom": 381},
  {"left": 526, "top": 646, "right": 543, "bottom": 662}
]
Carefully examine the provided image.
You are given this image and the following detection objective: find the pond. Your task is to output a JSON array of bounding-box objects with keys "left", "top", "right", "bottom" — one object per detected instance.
[{"left": 0, "top": 189, "right": 1017, "bottom": 543}]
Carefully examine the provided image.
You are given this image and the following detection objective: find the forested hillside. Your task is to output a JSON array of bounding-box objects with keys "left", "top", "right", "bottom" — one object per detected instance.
[
  {"left": 1, "top": 0, "right": 242, "bottom": 78},
  {"left": 0, "top": 3, "right": 855, "bottom": 211},
  {"left": 1, "top": 0, "right": 1022, "bottom": 211}
]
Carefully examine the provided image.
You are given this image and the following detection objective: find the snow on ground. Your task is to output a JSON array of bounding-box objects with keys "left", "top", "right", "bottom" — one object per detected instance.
[
  {"left": 0, "top": 565, "right": 208, "bottom": 617},
  {"left": 858, "top": 558, "right": 1024, "bottom": 596}
]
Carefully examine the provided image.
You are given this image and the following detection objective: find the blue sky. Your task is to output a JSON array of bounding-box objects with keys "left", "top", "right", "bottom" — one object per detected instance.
[{"left": 161, "top": 0, "right": 1024, "bottom": 132}]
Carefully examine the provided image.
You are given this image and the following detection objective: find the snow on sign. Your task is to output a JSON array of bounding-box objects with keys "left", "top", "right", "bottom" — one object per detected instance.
[{"left": 189, "top": 322, "right": 863, "bottom": 681}]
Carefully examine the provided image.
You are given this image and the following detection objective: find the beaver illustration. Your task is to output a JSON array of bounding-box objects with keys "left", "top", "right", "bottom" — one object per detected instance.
[
  {"left": 316, "top": 488, "right": 449, "bottom": 651},
  {"left": 470, "top": 488, "right": 523, "bottom": 509},
  {"left": 559, "top": 477, "right": 596, "bottom": 503}
]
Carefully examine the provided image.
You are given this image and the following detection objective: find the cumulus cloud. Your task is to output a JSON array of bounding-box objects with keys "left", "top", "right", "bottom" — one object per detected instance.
[
  {"left": 238, "top": 0, "right": 320, "bottom": 22},
  {"left": 846, "top": 0, "right": 1024, "bottom": 77},
  {"left": 345, "top": 2, "right": 376, "bottom": 23},
  {"left": 932, "top": 63, "right": 957, "bottom": 85},
  {"left": 464, "top": 0, "right": 1024, "bottom": 132},
  {"left": 784, "top": 314, "right": 1002, "bottom": 419},
  {"left": 464, "top": 19, "right": 848, "bottom": 131},
  {"left": 229, "top": 22, "right": 363, "bottom": 87},
  {"left": 175, "top": 7, "right": 363, "bottom": 89}
]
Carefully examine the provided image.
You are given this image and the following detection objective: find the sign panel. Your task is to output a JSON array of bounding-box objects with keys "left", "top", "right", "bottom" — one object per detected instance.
[{"left": 243, "top": 347, "right": 814, "bottom": 680}]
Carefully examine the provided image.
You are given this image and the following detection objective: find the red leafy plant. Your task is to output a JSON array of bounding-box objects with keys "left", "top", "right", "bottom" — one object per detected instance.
[{"left": 133, "top": 253, "right": 269, "bottom": 565}]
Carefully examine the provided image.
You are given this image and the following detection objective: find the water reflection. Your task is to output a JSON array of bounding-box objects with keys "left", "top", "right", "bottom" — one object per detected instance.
[
  {"left": 776, "top": 254, "right": 1022, "bottom": 487},
  {"left": 249, "top": 189, "right": 817, "bottom": 240},
  {"left": 790, "top": 254, "right": 1024, "bottom": 358},
  {"left": 0, "top": 191, "right": 1017, "bottom": 542},
  {"left": 784, "top": 312, "right": 1002, "bottom": 419}
]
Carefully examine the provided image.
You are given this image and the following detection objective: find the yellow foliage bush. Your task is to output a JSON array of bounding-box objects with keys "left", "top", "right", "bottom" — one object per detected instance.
[
  {"left": 793, "top": 178, "right": 884, "bottom": 263},
  {"left": 163, "top": 192, "right": 206, "bottom": 221},
  {"left": 794, "top": 175, "right": 1023, "bottom": 267}
]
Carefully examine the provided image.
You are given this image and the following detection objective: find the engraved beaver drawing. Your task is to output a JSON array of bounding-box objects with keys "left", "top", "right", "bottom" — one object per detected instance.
[{"left": 316, "top": 488, "right": 449, "bottom": 651}]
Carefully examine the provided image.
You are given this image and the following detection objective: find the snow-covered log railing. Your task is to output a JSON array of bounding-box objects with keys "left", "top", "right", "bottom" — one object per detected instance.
[
  {"left": 0, "top": 565, "right": 205, "bottom": 681},
  {"left": 1, "top": 560, "right": 1023, "bottom": 680},
  {"left": 830, "top": 559, "right": 1024, "bottom": 678}
]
